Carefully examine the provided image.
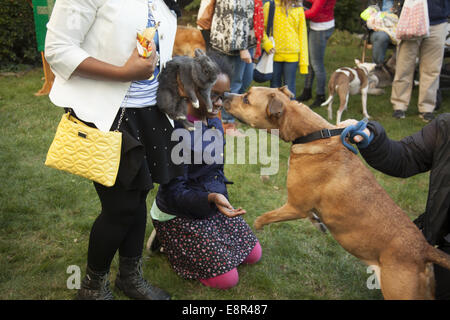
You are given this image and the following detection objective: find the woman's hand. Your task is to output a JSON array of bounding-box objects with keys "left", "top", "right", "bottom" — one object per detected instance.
[
  {"left": 268, "top": 48, "right": 275, "bottom": 55},
  {"left": 208, "top": 193, "right": 246, "bottom": 218},
  {"left": 73, "top": 42, "right": 158, "bottom": 82},
  {"left": 240, "top": 49, "right": 252, "bottom": 64},
  {"left": 120, "top": 44, "right": 158, "bottom": 81}
]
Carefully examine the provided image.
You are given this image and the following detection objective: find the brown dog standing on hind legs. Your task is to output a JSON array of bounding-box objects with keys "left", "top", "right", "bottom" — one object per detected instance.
[
  {"left": 322, "top": 59, "right": 376, "bottom": 124},
  {"left": 223, "top": 86, "right": 450, "bottom": 299}
]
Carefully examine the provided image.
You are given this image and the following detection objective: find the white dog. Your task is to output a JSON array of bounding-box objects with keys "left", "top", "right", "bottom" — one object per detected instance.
[{"left": 321, "top": 59, "right": 377, "bottom": 124}]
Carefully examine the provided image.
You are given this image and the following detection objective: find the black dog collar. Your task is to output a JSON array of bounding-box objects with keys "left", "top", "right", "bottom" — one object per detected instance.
[{"left": 292, "top": 128, "right": 345, "bottom": 145}]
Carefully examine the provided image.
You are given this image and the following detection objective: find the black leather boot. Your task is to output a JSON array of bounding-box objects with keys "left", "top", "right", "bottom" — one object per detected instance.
[
  {"left": 76, "top": 266, "right": 114, "bottom": 300},
  {"left": 296, "top": 87, "right": 312, "bottom": 102},
  {"left": 115, "top": 256, "right": 171, "bottom": 300},
  {"left": 310, "top": 94, "right": 326, "bottom": 108}
]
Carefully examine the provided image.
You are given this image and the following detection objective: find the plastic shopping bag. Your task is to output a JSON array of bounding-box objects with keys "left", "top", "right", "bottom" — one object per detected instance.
[
  {"left": 396, "top": 0, "right": 429, "bottom": 40},
  {"left": 253, "top": 37, "right": 275, "bottom": 83}
]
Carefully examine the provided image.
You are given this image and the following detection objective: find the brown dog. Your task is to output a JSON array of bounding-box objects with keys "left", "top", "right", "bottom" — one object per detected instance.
[
  {"left": 223, "top": 86, "right": 450, "bottom": 300},
  {"left": 173, "top": 26, "right": 206, "bottom": 57}
]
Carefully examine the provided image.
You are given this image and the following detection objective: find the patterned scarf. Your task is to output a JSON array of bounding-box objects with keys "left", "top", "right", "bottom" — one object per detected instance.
[
  {"left": 253, "top": 0, "right": 264, "bottom": 59},
  {"left": 210, "top": 0, "right": 257, "bottom": 54}
]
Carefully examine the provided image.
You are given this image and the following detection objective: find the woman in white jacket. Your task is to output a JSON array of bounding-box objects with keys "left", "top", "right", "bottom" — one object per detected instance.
[{"left": 45, "top": 0, "right": 182, "bottom": 300}]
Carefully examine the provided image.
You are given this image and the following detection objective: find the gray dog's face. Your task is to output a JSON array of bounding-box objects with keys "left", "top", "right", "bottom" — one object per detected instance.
[{"left": 192, "top": 49, "right": 220, "bottom": 87}]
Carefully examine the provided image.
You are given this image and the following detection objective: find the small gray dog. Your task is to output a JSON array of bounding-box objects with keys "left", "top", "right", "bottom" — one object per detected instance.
[
  {"left": 157, "top": 49, "right": 220, "bottom": 129},
  {"left": 367, "top": 53, "right": 396, "bottom": 95}
]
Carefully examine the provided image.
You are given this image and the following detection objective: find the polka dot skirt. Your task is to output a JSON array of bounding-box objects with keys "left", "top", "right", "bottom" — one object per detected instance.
[{"left": 153, "top": 213, "right": 258, "bottom": 280}]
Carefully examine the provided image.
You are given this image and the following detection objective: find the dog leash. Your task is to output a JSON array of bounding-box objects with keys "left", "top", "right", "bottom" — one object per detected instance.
[
  {"left": 292, "top": 128, "right": 345, "bottom": 144},
  {"left": 291, "top": 119, "right": 373, "bottom": 155},
  {"left": 340, "top": 118, "right": 373, "bottom": 154}
]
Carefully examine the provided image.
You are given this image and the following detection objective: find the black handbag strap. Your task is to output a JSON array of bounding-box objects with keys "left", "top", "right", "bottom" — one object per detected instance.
[{"left": 267, "top": 0, "right": 275, "bottom": 37}]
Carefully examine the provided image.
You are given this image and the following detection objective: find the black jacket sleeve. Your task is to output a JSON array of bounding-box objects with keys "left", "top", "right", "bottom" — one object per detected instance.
[{"left": 359, "top": 120, "right": 437, "bottom": 178}]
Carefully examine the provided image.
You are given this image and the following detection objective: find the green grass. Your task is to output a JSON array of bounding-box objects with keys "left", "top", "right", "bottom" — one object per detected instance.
[{"left": 0, "top": 31, "right": 448, "bottom": 300}]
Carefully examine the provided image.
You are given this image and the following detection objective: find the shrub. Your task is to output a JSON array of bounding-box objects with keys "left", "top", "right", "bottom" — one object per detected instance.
[
  {"left": 334, "top": 0, "right": 366, "bottom": 34},
  {"left": 184, "top": 0, "right": 200, "bottom": 11},
  {"left": 0, "top": 0, "right": 41, "bottom": 69}
]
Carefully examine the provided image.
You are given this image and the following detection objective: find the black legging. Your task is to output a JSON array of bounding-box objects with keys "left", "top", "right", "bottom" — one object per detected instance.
[{"left": 87, "top": 182, "right": 149, "bottom": 272}]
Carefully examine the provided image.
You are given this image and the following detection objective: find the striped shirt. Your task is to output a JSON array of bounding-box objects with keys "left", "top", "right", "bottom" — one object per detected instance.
[{"left": 123, "top": 0, "right": 160, "bottom": 108}]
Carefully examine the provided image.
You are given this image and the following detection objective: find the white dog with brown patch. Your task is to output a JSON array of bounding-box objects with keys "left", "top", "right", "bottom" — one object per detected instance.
[{"left": 321, "top": 59, "right": 376, "bottom": 124}]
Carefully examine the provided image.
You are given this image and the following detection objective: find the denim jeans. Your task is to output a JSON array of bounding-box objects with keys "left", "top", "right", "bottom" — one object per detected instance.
[
  {"left": 382, "top": 0, "right": 394, "bottom": 12},
  {"left": 270, "top": 61, "right": 299, "bottom": 97},
  {"left": 370, "top": 31, "right": 391, "bottom": 65},
  {"left": 391, "top": 23, "right": 447, "bottom": 113},
  {"left": 304, "top": 27, "right": 334, "bottom": 95},
  {"left": 221, "top": 48, "right": 255, "bottom": 123}
]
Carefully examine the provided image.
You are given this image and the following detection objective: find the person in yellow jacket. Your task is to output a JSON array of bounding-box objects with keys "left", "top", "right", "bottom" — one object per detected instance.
[{"left": 262, "top": 0, "right": 308, "bottom": 97}]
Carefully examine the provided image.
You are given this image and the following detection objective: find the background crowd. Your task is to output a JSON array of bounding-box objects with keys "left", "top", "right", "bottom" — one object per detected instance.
[{"left": 197, "top": 0, "right": 448, "bottom": 124}]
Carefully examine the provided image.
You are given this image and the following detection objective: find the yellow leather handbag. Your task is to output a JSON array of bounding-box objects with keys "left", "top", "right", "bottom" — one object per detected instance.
[{"left": 45, "top": 110, "right": 124, "bottom": 187}]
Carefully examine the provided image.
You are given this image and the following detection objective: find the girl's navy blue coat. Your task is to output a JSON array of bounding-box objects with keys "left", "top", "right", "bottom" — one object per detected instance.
[{"left": 156, "top": 117, "right": 232, "bottom": 219}]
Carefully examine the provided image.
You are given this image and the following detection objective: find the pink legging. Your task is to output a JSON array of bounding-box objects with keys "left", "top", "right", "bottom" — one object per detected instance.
[{"left": 199, "top": 241, "right": 262, "bottom": 290}]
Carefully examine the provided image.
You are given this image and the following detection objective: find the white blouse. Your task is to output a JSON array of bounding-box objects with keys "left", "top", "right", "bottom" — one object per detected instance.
[
  {"left": 125, "top": 0, "right": 161, "bottom": 108},
  {"left": 45, "top": 0, "right": 177, "bottom": 131}
]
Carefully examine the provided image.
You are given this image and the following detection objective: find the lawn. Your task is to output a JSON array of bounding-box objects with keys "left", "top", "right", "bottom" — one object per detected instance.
[{"left": 0, "top": 30, "right": 448, "bottom": 300}]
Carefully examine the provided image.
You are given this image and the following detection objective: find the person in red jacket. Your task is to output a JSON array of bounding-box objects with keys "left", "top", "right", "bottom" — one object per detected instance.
[{"left": 296, "top": 0, "right": 336, "bottom": 108}]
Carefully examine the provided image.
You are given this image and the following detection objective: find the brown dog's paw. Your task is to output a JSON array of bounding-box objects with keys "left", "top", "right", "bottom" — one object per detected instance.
[{"left": 253, "top": 218, "right": 265, "bottom": 230}]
